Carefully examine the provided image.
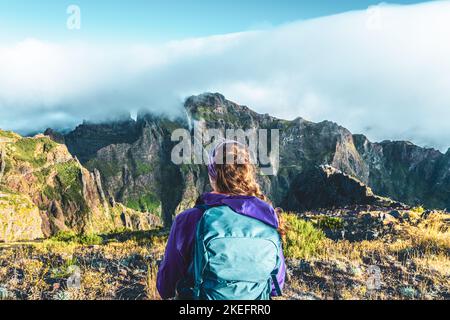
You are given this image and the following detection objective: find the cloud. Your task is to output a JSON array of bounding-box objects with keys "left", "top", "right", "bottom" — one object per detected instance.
[{"left": 1, "top": 1, "right": 450, "bottom": 151}]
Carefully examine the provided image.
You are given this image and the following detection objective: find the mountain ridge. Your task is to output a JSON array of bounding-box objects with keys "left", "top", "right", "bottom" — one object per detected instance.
[
  {"left": 1, "top": 92, "right": 448, "bottom": 239},
  {"left": 43, "top": 93, "right": 449, "bottom": 227},
  {"left": 0, "top": 130, "right": 161, "bottom": 241}
]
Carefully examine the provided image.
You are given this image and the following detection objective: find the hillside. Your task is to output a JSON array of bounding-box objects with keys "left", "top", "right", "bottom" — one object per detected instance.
[
  {"left": 50, "top": 93, "right": 450, "bottom": 227},
  {"left": 0, "top": 130, "right": 160, "bottom": 242},
  {"left": 0, "top": 207, "right": 448, "bottom": 300},
  {"left": 0, "top": 95, "right": 448, "bottom": 300}
]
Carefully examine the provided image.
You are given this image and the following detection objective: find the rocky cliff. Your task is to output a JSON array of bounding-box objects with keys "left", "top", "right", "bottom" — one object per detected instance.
[
  {"left": 52, "top": 93, "right": 449, "bottom": 228},
  {"left": 0, "top": 130, "right": 160, "bottom": 242},
  {"left": 353, "top": 135, "right": 450, "bottom": 209},
  {"left": 186, "top": 93, "right": 450, "bottom": 210},
  {"left": 282, "top": 165, "right": 400, "bottom": 212}
]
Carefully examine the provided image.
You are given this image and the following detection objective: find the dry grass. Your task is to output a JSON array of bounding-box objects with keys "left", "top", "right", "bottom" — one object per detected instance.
[
  {"left": 281, "top": 210, "right": 449, "bottom": 300},
  {"left": 0, "top": 211, "right": 448, "bottom": 300},
  {"left": 0, "top": 230, "right": 167, "bottom": 300}
]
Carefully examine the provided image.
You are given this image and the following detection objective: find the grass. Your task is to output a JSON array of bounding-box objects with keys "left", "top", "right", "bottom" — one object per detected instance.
[
  {"left": 411, "top": 206, "right": 425, "bottom": 215},
  {"left": 280, "top": 212, "right": 326, "bottom": 260},
  {"left": 50, "top": 231, "right": 103, "bottom": 246},
  {"left": 0, "top": 229, "right": 168, "bottom": 300},
  {"left": 0, "top": 129, "right": 19, "bottom": 140},
  {"left": 11, "top": 137, "right": 57, "bottom": 168},
  {"left": 314, "top": 216, "right": 344, "bottom": 231},
  {"left": 0, "top": 209, "right": 448, "bottom": 300},
  {"left": 282, "top": 210, "right": 450, "bottom": 300}
]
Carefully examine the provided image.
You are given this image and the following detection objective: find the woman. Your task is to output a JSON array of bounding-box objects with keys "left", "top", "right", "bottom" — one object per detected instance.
[{"left": 157, "top": 140, "right": 286, "bottom": 300}]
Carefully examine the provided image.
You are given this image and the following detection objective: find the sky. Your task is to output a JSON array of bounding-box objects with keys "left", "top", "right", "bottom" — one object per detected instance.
[
  {"left": 1, "top": 0, "right": 449, "bottom": 152},
  {"left": 0, "top": 0, "right": 427, "bottom": 42}
]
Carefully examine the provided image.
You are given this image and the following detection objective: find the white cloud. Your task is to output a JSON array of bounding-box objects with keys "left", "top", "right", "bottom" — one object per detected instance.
[{"left": 1, "top": 1, "right": 450, "bottom": 151}]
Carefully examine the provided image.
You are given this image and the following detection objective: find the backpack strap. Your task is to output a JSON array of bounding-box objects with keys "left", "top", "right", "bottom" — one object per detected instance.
[
  {"left": 195, "top": 204, "right": 212, "bottom": 212},
  {"left": 271, "top": 239, "right": 283, "bottom": 296},
  {"left": 271, "top": 271, "right": 282, "bottom": 296},
  {"left": 192, "top": 204, "right": 212, "bottom": 300}
]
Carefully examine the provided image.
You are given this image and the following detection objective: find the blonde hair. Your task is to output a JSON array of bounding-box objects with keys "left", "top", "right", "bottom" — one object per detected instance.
[{"left": 209, "top": 142, "right": 268, "bottom": 202}]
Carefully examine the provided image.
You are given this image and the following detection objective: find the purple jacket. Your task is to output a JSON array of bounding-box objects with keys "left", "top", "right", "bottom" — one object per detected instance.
[{"left": 157, "top": 192, "right": 286, "bottom": 299}]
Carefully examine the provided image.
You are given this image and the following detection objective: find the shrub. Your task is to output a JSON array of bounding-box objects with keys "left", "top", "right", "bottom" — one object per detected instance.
[
  {"left": 134, "top": 161, "right": 154, "bottom": 177},
  {"left": 51, "top": 231, "right": 78, "bottom": 242},
  {"left": 411, "top": 206, "right": 425, "bottom": 215},
  {"left": 281, "top": 212, "right": 325, "bottom": 260},
  {"left": 50, "top": 231, "right": 103, "bottom": 245},
  {"left": 78, "top": 234, "right": 103, "bottom": 246},
  {"left": 314, "top": 216, "right": 344, "bottom": 231}
]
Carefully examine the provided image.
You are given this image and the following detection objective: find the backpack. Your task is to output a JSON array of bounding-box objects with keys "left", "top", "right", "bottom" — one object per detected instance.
[{"left": 189, "top": 204, "right": 282, "bottom": 300}]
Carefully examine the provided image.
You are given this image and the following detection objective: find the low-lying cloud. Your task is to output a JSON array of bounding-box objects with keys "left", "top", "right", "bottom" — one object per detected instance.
[{"left": 1, "top": 1, "right": 450, "bottom": 151}]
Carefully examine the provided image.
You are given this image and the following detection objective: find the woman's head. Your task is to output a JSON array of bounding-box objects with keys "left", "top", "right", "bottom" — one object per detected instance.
[{"left": 208, "top": 140, "right": 267, "bottom": 202}]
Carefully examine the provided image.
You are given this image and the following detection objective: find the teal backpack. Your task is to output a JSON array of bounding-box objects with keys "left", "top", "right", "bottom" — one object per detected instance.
[{"left": 188, "top": 204, "right": 282, "bottom": 300}]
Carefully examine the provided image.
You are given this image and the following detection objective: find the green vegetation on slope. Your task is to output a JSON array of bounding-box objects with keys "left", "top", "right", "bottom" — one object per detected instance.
[
  {"left": 12, "top": 137, "right": 58, "bottom": 168},
  {"left": 126, "top": 193, "right": 161, "bottom": 215},
  {"left": 0, "top": 130, "right": 20, "bottom": 140},
  {"left": 85, "top": 158, "right": 121, "bottom": 178},
  {"left": 134, "top": 161, "right": 154, "bottom": 177},
  {"left": 42, "top": 161, "right": 88, "bottom": 214}
]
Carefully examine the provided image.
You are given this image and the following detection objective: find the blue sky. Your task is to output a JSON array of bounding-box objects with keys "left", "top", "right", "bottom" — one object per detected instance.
[{"left": 0, "top": 0, "right": 430, "bottom": 42}]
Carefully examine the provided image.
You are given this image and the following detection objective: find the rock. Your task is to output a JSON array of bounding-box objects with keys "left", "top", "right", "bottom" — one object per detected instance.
[
  {"left": 298, "top": 260, "right": 313, "bottom": 273},
  {"left": 109, "top": 196, "right": 116, "bottom": 207},
  {"left": 389, "top": 210, "right": 402, "bottom": 219},
  {"left": 402, "top": 212, "right": 411, "bottom": 221},
  {"left": 3, "top": 92, "right": 449, "bottom": 240},
  {"left": 0, "top": 192, "right": 44, "bottom": 242},
  {"left": 53, "top": 290, "right": 71, "bottom": 300},
  {"left": 283, "top": 166, "right": 391, "bottom": 212},
  {"left": 289, "top": 292, "right": 320, "bottom": 300},
  {"left": 119, "top": 269, "right": 128, "bottom": 277},
  {"left": 366, "top": 230, "right": 379, "bottom": 240},
  {"left": 362, "top": 213, "right": 374, "bottom": 223},
  {"left": 333, "top": 261, "right": 347, "bottom": 272},
  {"left": 0, "top": 133, "right": 160, "bottom": 240},
  {"left": 44, "top": 128, "right": 65, "bottom": 144},
  {"left": 421, "top": 210, "right": 433, "bottom": 219},
  {"left": 0, "top": 287, "right": 10, "bottom": 300},
  {"left": 349, "top": 265, "right": 363, "bottom": 277},
  {"left": 379, "top": 212, "right": 397, "bottom": 224},
  {"left": 399, "top": 287, "right": 418, "bottom": 299},
  {"left": 0, "top": 149, "right": 5, "bottom": 183}
]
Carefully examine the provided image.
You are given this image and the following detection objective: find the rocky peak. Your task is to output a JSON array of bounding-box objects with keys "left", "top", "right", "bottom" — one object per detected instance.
[
  {"left": 39, "top": 93, "right": 450, "bottom": 230},
  {"left": 185, "top": 92, "right": 227, "bottom": 107},
  {"left": 44, "top": 128, "right": 65, "bottom": 144},
  {"left": 185, "top": 92, "right": 270, "bottom": 129},
  {"left": 63, "top": 117, "right": 141, "bottom": 164}
]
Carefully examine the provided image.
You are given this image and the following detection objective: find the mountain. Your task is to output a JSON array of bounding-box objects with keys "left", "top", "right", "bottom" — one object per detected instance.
[
  {"left": 0, "top": 130, "right": 160, "bottom": 242},
  {"left": 283, "top": 165, "right": 401, "bottom": 212},
  {"left": 50, "top": 93, "right": 449, "bottom": 227}
]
